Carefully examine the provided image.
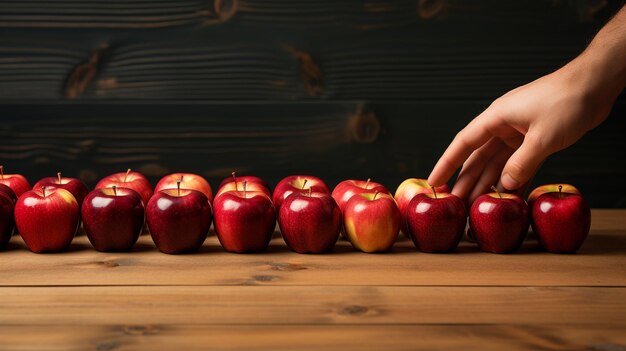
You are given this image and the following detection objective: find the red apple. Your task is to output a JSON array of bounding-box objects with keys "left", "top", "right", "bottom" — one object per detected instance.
[
  {"left": 469, "top": 187, "right": 529, "bottom": 254},
  {"left": 82, "top": 186, "right": 144, "bottom": 252},
  {"left": 531, "top": 185, "right": 590, "bottom": 253},
  {"left": 214, "top": 181, "right": 276, "bottom": 253},
  {"left": 0, "top": 165, "right": 31, "bottom": 198},
  {"left": 331, "top": 179, "right": 389, "bottom": 212},
  {"left": 343, "top": 191, "right": 401, "bottom": 253},
  {"left": 394, "top": 178, "right": 450, "bottom": 235},
  {"left": 146, "top": 182, "right": 212, "bottom": 254},
  {"left": 0, "top": 192, "right": 15, "bottom": 249},
  {"left": 528, "top": 183, "right": 580, "bottom": 207},
  {"left": 96, "top": 169, "right": 153, "bottom": 206},
  {"left": 406, "top": 190, "right": 466, "bottom": 253},
  {"left": 15, "top": 187, "right": 79, "bottom": 253},
  {"left": 0, "top": 183, "right": 17, "bottom": 204},
  {"left": 33, "top": 172, "right": 89, "bottom": 207},
  {"left": 216, "top": 172, "right": 270, "bottom": 198},
  {"left": 155, "top": 173, "right": 213, "bottom": 203},
  {"left": 278, "top": 190, "right": 341, "bottom": 253},
  {"left": 272, "top": 175, "right": 330, "bottom": 209}
]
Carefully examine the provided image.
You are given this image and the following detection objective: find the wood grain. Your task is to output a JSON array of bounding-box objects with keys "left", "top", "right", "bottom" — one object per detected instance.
[
  {"left": 0, "top": 40, "right": 588, "bottom": 101},
  {"left": 1, "top": 285, "right": 625, "bottom": 325},
  {"left": 0, "top": 0, "right": 609, "bottom": 30},
  {"left": 1, "top": 210, "right": 624, "bottom": 287},
  {"left": 0, "top": 325, "right": 625, "bottom": 351}
]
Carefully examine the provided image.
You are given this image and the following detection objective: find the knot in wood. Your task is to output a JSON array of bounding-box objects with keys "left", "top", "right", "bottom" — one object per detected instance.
[
  {"left": 253, "top": 275, "right": 278, "bottom": 282},
  {"left": 214, "top": 0, "right": 238, "bottom": 22},
  {"left": 417, "top": 0, "right": 447, "bottom": 19},
  {"left": 122, "top": 325, "right": 158, "bottom": 335},
  {"left": 269, "top": 262, "right": 307, "bottom": 271},
  {"left": 95, "top": 340, "right": 121, "bottom": 351},
  {"left": 65, "top": 43, "right": 109, "bottom": 99},
  {"left": 284, "top": 46, "right": 323, "bottom": 97},
  {"left": 338, "top": 304, "right": 369, "bottom": 316},
  {"left": 349, "top": 109, "right": 380, "bottom": 144},
  {"left": 97, "top": 260, "right": 120, "bottom": 268}
]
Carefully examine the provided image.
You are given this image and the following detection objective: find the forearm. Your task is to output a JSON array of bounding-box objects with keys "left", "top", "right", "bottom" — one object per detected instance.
[{"left": 573, "top": 5, "right": 626, "bottom": 104}]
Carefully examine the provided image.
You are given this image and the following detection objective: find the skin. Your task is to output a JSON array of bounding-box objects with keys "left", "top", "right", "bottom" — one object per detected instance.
[{"left": 428, "top": 5, "right": 626, "bottom": 205}]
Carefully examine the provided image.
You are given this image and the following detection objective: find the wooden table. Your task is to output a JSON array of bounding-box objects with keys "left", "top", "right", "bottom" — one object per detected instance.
[{"left": 1, "top": 209, "right": 625, "bottom": 350}]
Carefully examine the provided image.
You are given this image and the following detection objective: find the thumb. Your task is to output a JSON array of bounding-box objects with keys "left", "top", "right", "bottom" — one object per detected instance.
[{"left": 500, "top": 133, "right": 550, "bottom": 191}]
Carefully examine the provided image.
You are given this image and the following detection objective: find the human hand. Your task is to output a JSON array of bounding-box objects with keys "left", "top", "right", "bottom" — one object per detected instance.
[{"left": 427, "top": 57, "right": 619, "bottom": 205}]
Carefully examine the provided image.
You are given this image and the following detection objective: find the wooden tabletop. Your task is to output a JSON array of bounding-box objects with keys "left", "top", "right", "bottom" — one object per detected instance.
[{"left": 1, "top": 209, "right": 625, "bottom": 350}]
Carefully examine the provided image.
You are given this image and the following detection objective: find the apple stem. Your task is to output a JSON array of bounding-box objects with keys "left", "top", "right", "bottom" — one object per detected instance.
[
  {"left": 558, "top": 185, "right": 563, "bottom": 193},
  {"left": 232, "top": 171, "right": 238, "bottom": 192},
  {"left": 112, "top": 185, "right": 117, "bottom": 196},
  {"left": 302, "top": 179, "right": 308, "bottom": 190},
  {"left": 365, "top": 178, "right": 371, "bottom": 190},
  {"left": 491, "top": 185, "right": 502, "bottom": 199},
  {"left": 124, "top": 168, "right": 131, "bottom": 182},
  {"left": 176, "top": 179, "right": 181, "bottom": 197},
  {"left": 41, "top": 186, "right": 46, "bottom": 198},
  {"left": 373, "top": 191, "right": 379, "bottom": 200},
  {"left": 57, "top": 172, "right": 62, "bottom": 184},
  {"left": 243, "top": 180, "right": 248, "bottom": 198},
  {"left": 0, "top": 165, "right": 3, "bottom": 180},
  {"left": 431, "top": 185, "right": 438, "bottom": 199},
  {"left": 308, "top": 187, "right": 312, "bottom": 197}
]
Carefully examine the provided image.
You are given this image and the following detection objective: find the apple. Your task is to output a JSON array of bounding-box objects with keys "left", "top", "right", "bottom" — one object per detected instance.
[
  {"left": 395, "top": 178, "right": 450, "bottom": 235},
  {"left": 33, "top": 172, "right": 89, "bottom": 207},
  {"left": 278, "top": 189, "right": 341, "bottom": 253},
  {"left": 214, "top": 181, "right": 276, "bottom": 253},
  {"left": 272, "top": 175, "right": 330, "bottom": 209},
  {"left": 531, "top": 185, "right": 591, "bottom": 253},
  {"left": 218, "top": 172, "right": 270, "bottom": 192},
  {"left": 528, "top": 183, "right": 580, "bottom": 207},
  {"left": 406, "top": 188, "right": 466, "bottom": 253},
  {"left": 216, "top": 172, "right": 270, "bottom": 198},
  {"left": 155, "top": 173, "right": 213, "bottom": 203},
  {"left": 469, "top": 187, "right": 529, "bottom": 254},
  {"left": 343, "top": 191, "right": 401, "bottom": 253},
  {"left": 0, "top": 183, "right": 17, "bottom": 204},
  {"left": 15, "top": 186, "right": 79, "bottom": 253},
  {"left": 0, "top": 192, "right": 15, "bottom": 249},
  {"left": 82, "top": 186, "right": 144, "bottom": 252},
  {"left": 146, "top": 181, "right": 212, "bottom": 254},
  {"left": 0, "top": 165, "right": 31, "bottom": 198},
  {"left": 331, "top": 178, "right": 389, "bottom": 212},
  {"left": 96, "top": 169, "right": 153, "bottom": 206}
]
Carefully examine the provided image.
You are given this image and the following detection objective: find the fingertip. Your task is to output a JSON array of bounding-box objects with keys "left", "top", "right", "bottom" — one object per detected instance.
[
  {"left": 427, "top": 173, "right": 441, "bottom": 187},
  {"left": 501, "top": 172, "right": 522, "bottom": 191}
]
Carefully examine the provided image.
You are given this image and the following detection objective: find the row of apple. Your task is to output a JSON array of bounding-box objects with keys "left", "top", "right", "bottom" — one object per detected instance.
[{"left": 0, "top": 166, "right": 590, "bottom": 254}]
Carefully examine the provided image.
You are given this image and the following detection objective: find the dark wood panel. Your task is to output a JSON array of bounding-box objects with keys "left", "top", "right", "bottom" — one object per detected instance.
[
  {"left": 1, "top": 1, "right": 622, "bottom": 101},
  {"left": 0, "top": 103, "right": 376, "bottom": 188},
  {"left": 1, "top": 102, "right": 624, "bottom": 207},
  {"left": 0, "top": 0, "right": 616, "bottom": 30},
  {"left": 0, "top": 40, "right": 594, "bottom": 101}
]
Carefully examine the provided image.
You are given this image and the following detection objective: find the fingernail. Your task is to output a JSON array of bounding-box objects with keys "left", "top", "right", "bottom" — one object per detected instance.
[{"left": 502, "top": 173, "right": 520, "bottom": 190}]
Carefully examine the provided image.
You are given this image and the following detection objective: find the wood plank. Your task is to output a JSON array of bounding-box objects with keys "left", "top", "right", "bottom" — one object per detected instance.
[
  {"left": 0, "top": 40, "right": 589, "bottom": 101},
  {"left": 0, "top": 324, "right": 625, "bottom": 351},
  {"left": 1, "top": 210, "right": 624, "bottom": 287},
  {"left": 0, "top": 0, "right": 608, "bottom": 30},
  {"left": 1, "top": 102, "right": 625, "bottom": 208},
  {"left": 0, "top": 285, "right": 624, "bottom": 325}
]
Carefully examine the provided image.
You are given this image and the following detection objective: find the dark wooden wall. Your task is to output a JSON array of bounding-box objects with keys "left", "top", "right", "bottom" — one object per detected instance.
[{"left": 1, "top": 0, "right": 625, "bottom": 207}]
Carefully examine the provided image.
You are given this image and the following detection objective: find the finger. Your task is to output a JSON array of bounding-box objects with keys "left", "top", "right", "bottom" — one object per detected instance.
[
  {"left": 428, "top": 111, "right": 498, "bottom": 186},
  {"left": 451, "top": 137, "right": 502, "bottom": 201},
  {"left": 500, "top": 132, "right": 550, "bottom": 191},
  {"left": 467, "top": 145, "right": 514, "bottom": 206}
]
